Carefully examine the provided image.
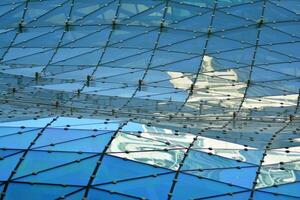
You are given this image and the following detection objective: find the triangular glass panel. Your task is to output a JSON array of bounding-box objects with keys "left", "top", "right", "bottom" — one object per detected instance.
[
  {"left": 17, "top": 156, "right": 99, "bottom": 185},
  {"left": 252, "top": 191, "right": 299, "bottom": 200},
  {"left": 27, "top": 0, "right": 71, "bottom": 26},
  {"left": 13, "top": 150, "right": 95, "bottom": 178},
  {"left": 187, "top": 166, "right": 258, "bottom": 188},
  {"left": 259, "top": 182, "right": 300, "bottom": 198},
  {"left": 93, "top": 155, "right": 170, "bottom": 184},
  {"left": 5, "top": 183, "right": 81, "bottom": 200},
  {"left": 172, "top": 173, "right": 245, "bottom": 200},
  {"left": 0, "top": 152, "right": 22, "bottom": 180},
  {"left": 88, "top": 188, "right": 137, "bottom": 200},
  {"left": 96, "top": 173, "right": 175, "bottom": 199}
]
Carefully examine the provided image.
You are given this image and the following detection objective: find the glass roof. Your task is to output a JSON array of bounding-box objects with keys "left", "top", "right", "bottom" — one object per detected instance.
[{"left": 0, "top": 0, "right": 299, "bottom": 199}]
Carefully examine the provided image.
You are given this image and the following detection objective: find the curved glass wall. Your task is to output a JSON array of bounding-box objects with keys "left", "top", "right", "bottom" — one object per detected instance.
[{"left": 0, "top": 0, "right": 299, "bottom": 199}]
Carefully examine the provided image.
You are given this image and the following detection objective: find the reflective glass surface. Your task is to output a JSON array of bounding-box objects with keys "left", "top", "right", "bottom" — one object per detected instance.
[{"left": 0, "top": 0, "right": 299, "bottom": 199}]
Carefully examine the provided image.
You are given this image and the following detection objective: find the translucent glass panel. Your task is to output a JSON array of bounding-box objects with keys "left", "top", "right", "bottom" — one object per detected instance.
[{"left": 0, "top": 0, "right": 298, "bottom": 121}]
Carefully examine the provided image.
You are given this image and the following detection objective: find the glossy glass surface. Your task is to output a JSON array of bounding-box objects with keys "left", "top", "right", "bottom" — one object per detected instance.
[{"left": 0, "top": 0, "right": 299, "bottom": 199}]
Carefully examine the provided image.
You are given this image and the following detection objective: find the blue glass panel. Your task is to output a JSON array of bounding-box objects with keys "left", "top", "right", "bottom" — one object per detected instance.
[
  {"left": 49, "top": 117, "right": 118, "bottom": 129},
  {"left": 27, "top": 0, "right": 71, "bottom": 26},
  {"left": 218, "top": 1, "right": 263, "bottom": 19},
  {"left": 0, "top": 3, "right": 24, "bottom": 28},
  {"left": 150, "top": 50, "right": 196, "bottom": 68},
  {"left": 55, "top": 49, "right": 104, "bottom": 66},
  {"left": 111, "top": 26, "right": 149, "bottom": 42},
  {"left": 0, "top": 48, "right": 6, "bottom": 58},
  {"left": 51, "top": 48, "right": 99, "bottom": 64},
  {"left": 260, "top": 26, "right": 296, "bottom": 44},
  {"left": 3, "top": 48, "right": 49, "bottom": 62},
  {"left": 158, "top": 29, "right": 195, "bottom": 48},
  {"left": 212, "top": 11, "right": 254, "bottom": 31},
  {"left": 36, "top": 132, "right": 113, "bottom": 153},
  {"left": 0, "top": 149, "right": 21, "bottom": 158},
  {"left": 93, "top": 67, "right": 140, "bottom": 80},
  {"left": 0, "top": 29, "right": 16, "bottom": 48},
  {"left": 206, "top": 191, "right": 251, "bottom": 200},
  {"left": 119, "top": 0, "right": 163, "bottom": 22},
  {"left": 74, "top": 1, "right": 118, "bottom": 25},
  {"left": 211, "top": 47, "right": 254, "bottom": 64},
  {"left": 163, "top": 36, "right": 206, "bottom": 54},
  {"left": 5, "top": 183, "right": 80, "bottom": 200},
  {"left": 88, "top": 189, "right": 137, "bottom": 200},
  {"left": 255, "top": 47, "right": 296, "bottom": 65},
  {"left": 0, "top": 153, "right": 22, "bottom": 180},
  {"left": 112, "top": 29, "right": 159, "bottom": 49},
  {"left": 188, "top": 167, "right": 258, "bottom": 188},
  {"left": 121, "top": 122, "right": 144, "bottom": 132},
  {"left": 172, "top": 0, "right": 214, "bottom": 8},
  {"left": 64, "top": 189, "right": 84, "bottom": 200},
  {"left": 271, "top": 0, "right": 300, "bottom": 14},
  {"left": 13, "top": 151, "right": 95, "bottom": 178},
  {"left": 104, "top": 53, "right": 152, "bottom": 69},
  {"left": 71, "top": 0, "right": 113, "bottom": 22},
  {"left": 97, "top": 173, "right": 175, "bottom": 199},
  {"left": 5, "top": 49, "right": 55, "bottom": 65},
  {"left": 260, "top": 182, "right": 300, "bottom": 198},
  {"left": 253, "top": 191, "right": 299, "bottom": 200},
  {"left": 0, "top": 130, "right": 39, "bottom": 149},
  {"left": 207, "top": 36, "right": 251, "bottom": 54},
  {"left": 32, "top": 128, "right": 111, "bottom": 147},
  {"left": 0, "top": 3, "right": 22, "bottom": 16},
  {"left": 94, "top": 155, "right": 170, "bottom": 184},
  {"left": 169, "top": 12, "right": 212, "bottom": 32},
  {"left": 101, "top": 47, "right": 147, "bottom": 63},
  {"left": 0, "top": 0, "right": 299, "bottom": 198},
  {"left": 268, "top": 43, "right": 300, "bottom": 60},
  {"left": 155, "top": 56, "right": 200, "bottom": 73},
  {"left": 24, "top": 0, "right": 66, "bottom": 23},
  {"left": 172, "top": 173, "right": 244, "bottom": 200},
  {"left": 0, "top": 118, "right": 52, "bottom": 128},
  {"left": 0, "top": 127, "right": 38, "bottom": 137},
  {"left": 250, "top": 67, "right": 293, "bottom": 82},
  {"left": 15, "top": 28, "right": 63, "bottom": 48},
  {"left": 63, "top": 27, "right": 110, "bottom": 47},
  {"left": 264, "top": 1, "right": 300, "bottom": 22},
  {"left": 17, "top": 156, "right": 98, "bottom": 185},
  {"left": 121, "top": 4, "right": 164, "bottom": 26}
]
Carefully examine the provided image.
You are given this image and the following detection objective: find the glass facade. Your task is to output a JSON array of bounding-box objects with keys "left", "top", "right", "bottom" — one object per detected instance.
[{"left": 0, "top": 0, "right": 299, "bottom": 199}]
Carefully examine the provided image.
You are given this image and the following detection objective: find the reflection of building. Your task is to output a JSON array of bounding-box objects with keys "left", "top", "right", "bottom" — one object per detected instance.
[
  {"left": 257, "top": 168, "right": 296, "bottom": 189},
  {"left": 169, "top": 55, "right": 298, "bottom": 110}
]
